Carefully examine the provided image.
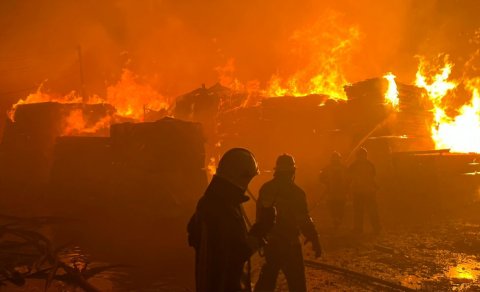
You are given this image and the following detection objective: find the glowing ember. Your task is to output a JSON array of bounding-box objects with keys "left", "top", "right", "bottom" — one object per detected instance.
[
  {"left": 383, "top": 72, "right": 399, "bottom": 109},
  {"left": 207, "top": 157, "right": 217, "bottom": 176}
]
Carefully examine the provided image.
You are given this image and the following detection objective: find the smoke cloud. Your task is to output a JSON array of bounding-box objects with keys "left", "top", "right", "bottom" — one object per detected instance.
[{"left": 0, "top": 0, "right": 478, "bottom": 105}]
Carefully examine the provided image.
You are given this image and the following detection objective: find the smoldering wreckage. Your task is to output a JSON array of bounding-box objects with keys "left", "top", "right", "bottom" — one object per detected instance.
[{"left": 1, "top": 73, "right": 480, "bottom": 291}]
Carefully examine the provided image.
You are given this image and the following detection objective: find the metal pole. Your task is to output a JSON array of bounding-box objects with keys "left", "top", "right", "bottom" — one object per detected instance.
[{"left": 77, "top": 46, "right": 87, "bottom": 103}]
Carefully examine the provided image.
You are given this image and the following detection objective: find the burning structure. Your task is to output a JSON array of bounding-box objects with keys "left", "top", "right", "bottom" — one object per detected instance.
[
  {"left": 1, "top": 104, "right": 207, "bottom": 205},
  {"left": 1, "top": 54, "right": 479, "bottom": 214}
]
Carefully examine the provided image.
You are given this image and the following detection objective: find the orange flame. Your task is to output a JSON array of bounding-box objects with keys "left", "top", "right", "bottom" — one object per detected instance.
[
  {"left": 264, "top": 13, "right": 360, "bottom": 100},
  {"left": 8, "top": 69, "right": 172, "bottom": 136},
  {"left": 384, "top": 72, "right": 399, "bottom": 109},
  {"left": 9, "top": 89, "right": 111, "bottom": 136},
  {"left": 9, "top": 85, "right": 82, "bottom": 121},
  {"left": 215, "top": 13, "right": 359, "bottom": 101},
  {"left": 415, "top": 55, "right": 480, "bottom": 153},
  {"left": 415, "top": 56, "right": 457, "bottom": 103},
  {"left": 62, "top": 109, "right": 112, "bottom": 136},
  {"left": 106, "top": 69, "right": 170, "bottom": 120},
  {"left": 431, "top": 80, "right": 480, "bottom": 153},
  {"left": 215, "top": 59, "right": 246, "bottom": 92}
]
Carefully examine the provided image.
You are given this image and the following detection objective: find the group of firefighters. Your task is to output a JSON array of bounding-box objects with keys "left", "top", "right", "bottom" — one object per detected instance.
[{"left": 188, "top": 147, "right": 380, "bottom": 292}]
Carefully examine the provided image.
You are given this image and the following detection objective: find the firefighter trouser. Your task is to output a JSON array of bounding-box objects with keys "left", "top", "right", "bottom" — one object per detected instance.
[
  {"left": 327, "top": 198, "right": 346, "bottom": 228},
  {"left": 353, "top": 192, "right": 380, "bottom": 233},
  {"left": 254, "top": 239, "right": 306, "bottom": 292}
]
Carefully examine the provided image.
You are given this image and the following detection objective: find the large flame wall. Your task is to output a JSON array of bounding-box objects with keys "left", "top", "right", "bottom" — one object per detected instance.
[{"left": 1, "top": 0, "right": 478, "bottom": 102}]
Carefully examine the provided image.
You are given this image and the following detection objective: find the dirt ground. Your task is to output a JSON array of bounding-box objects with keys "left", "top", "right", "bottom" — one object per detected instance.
[
  {"left": 257, "top": 222, "right": 480, "bottom": 291},
  {"left": 249, "top": 204, "right": 480, "bottom": 292},
  {"left": 2, "top": 188, "right": 480, "bottom": 291}
]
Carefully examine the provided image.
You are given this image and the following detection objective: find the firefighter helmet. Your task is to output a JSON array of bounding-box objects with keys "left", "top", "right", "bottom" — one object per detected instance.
[
  {"left": 216, "top": 148, "right": 259, "bottom": 179},
  {"left": 274, "top": 154, "right": 296, "bottom": 172}
]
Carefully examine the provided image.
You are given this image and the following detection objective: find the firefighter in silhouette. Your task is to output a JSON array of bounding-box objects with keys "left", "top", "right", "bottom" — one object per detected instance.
[
  {"left": 187, "top": 148, "right": 276, "bottom": 292},
  {"left": 348, "top": 148, "right": 380, "bottom": 234},
  {"left": 319, "top": 151, "right": 348, "bottom": 230},
  {"left": 254, "top": 154, "right": 321, "bottom": 292}
]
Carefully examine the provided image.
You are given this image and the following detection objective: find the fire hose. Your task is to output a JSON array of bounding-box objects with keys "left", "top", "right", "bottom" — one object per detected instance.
[{"left": 304, "top": 260, "right": 415, "bottom": 292}]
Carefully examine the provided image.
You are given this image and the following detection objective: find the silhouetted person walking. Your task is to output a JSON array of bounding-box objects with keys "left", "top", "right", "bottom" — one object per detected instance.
[
  {"left": 348, "top": 148, "right": 380, "bottom": 234},
  {"left": 319, "top": 151, "right": 348, "bottom": 230},
  {"left": 254, "top": 154, "right": 321, "bottom": 292},
  {"left": 188, "top": 148, "right": 276, "bottom": 292}
]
